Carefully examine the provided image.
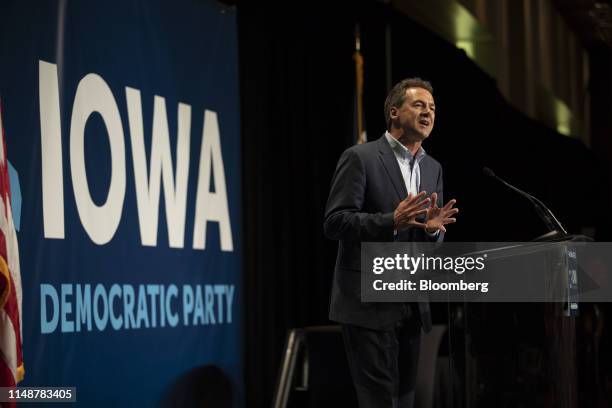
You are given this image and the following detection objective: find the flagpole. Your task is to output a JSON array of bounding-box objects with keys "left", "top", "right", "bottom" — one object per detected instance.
[{"left": 353, "top": 24, "right": 366, "bottom": 145}]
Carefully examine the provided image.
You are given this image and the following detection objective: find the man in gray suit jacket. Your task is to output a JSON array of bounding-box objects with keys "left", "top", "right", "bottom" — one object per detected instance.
[{"left": 324, "top": 78, "right": 458, "bottom": 407}]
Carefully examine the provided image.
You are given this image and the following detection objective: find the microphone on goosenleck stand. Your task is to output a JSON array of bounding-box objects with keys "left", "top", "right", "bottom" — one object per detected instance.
[{"left": 482, "top": 167, "right": 568, "bottom": 241}]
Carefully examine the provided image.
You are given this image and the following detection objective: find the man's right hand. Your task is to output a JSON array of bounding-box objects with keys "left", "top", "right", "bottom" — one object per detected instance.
[{"left": 393, "top": 191, "right": 430, "bottom": 230}]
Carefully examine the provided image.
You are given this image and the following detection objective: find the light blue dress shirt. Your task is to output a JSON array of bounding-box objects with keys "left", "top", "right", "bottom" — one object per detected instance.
[
  {"left": 385, "top": 131, "right": 439, "bottom": 237},
  {"left": 384, "top": 131, "right": 426, "bottom": 197}
]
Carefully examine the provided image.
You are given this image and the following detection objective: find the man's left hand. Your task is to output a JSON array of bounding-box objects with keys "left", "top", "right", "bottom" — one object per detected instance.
[{"left": 425, "top": 193, "right": 459, "bottom": 233}]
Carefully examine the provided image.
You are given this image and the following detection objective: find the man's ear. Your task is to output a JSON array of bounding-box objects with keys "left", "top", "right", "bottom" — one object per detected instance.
[{"left": 389, "top": 107, "right": 398, "bottom": 120}]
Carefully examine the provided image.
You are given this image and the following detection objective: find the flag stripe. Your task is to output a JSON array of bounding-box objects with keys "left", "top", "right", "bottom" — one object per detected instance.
[
  {"left": 0, "top": 310, "right": 18, "bottom": 379},
  {"left": 1, "top": 258, "right": 23, "bottom": 372}
]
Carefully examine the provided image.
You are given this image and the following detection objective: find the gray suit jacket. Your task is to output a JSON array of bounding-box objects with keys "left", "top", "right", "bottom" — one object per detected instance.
[{"left": 324, "top": 135, "right": 444, "bottom": 331}]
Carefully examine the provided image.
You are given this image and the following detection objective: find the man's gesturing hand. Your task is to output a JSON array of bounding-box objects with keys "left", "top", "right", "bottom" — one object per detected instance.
[
  {"left": 393, "top": 191, "right": 430, "bottom": 230},
  {"left": 425, "top": 192, "right": 458, "bottom": 233}
]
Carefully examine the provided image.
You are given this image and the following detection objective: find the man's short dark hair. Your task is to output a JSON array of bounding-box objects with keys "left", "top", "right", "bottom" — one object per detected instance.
[{"left": 384, "top": 78, "right": 434, "bottom": 129}]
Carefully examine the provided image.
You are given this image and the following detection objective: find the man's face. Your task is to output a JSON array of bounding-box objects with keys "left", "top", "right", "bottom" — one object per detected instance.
[{"left": 390, "top": 87, "right": 436, "bottom": 141}]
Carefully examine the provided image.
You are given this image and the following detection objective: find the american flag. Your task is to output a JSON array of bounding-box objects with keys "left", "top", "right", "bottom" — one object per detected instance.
[{"left": 0, "top": 100, "right": 24, "bottom": 388}]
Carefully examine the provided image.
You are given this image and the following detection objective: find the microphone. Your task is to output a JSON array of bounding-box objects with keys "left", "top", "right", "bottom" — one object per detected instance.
[
  {"left": 482, "top": 167, "right": 495, "bottom": 179},
  {"left": 482, "top": 167, "right": 567, "bottom": 235}
]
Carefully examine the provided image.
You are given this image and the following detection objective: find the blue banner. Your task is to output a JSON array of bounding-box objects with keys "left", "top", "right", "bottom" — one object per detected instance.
[{"left": 0, "top": 0, "right": 242, "bottom": 405}]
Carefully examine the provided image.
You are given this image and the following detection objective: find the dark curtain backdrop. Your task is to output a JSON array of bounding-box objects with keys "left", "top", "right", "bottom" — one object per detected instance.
[
  {"left": 238, "top": 3, "right": 356, "bottom": 407},
  {"left": 238, "top": 1, "right": 612, "bottom": 406}
]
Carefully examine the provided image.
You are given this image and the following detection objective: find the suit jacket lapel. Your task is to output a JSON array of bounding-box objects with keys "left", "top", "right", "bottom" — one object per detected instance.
[
  {"left": 418, "top": 157, "right": 434, "bottom": 196},
  {"left": 377, "top": 135, "right": 408, "bottom": 201}
]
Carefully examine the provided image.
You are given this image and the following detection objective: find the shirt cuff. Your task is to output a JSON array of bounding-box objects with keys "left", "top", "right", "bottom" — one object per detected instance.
[{"left": 426, "top": 229, "right": 440, "bottom": 237}]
